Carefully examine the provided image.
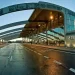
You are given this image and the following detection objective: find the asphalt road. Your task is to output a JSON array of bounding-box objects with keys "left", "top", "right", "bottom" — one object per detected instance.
[
  {"left": 0, "top": 43, "right": 41, "bottom": 75},
  {"left": 0, "top": 43, "right": 75, "bottom": 75},
  {"left": 24, "top": 44, "right": 75, "bottom": 75}
]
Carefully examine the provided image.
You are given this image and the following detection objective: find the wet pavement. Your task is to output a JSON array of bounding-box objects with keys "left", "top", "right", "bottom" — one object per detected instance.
[
  {"left": 24, "top": 44, "right": 75, "bottom": 75},
  {"left": 0, "top": 43, "right": 41, "bottom": 75},
  {"left": 0, "top": 43, "right": 75, "bottom": 75}
]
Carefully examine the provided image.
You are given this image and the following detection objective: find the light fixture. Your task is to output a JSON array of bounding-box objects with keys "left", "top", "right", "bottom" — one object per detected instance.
[
  {"left": 73, "top": 44, "right": 75, "bottom": 47},
  {"left": 50, "top": 15, "right": 53, "bottom": 20},
  {"left": 38, "top": 24, "right": 40, "bottom": 27},
  {"left": 67, "top": 43, "right": 70, "bottom": 47},
  {"left": 32, "top": 29, "right": 34, "bottom": 30},
  {"left": 60, "top": 16, "right": 62, "bottom": 18}
]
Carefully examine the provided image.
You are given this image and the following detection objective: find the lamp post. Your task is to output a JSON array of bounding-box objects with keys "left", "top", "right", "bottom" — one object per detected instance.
[{"left": 46, "top": 15, "right": 54, "bottom": 45}]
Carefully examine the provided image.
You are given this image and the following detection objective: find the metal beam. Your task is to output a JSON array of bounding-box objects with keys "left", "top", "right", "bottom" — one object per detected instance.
[
  {"left": 0, "top": 27, "right": 23, "bottom": 35},
  {"left": 39, "top": 33, "right": 55, "bottom": 40},
  {"left": 37, "top": 35, "right": 47, "bottom": 40},
  {"left": 38, "top": 37, "right": 45, "bottom": 40},
  {"left": 0, "top": 21, "right": 28, "bottom": 30},
  {"left": 38, "top": 34, "right": 55, "bottom": 40},
  {"left": 0, "top": 31, "right": 21, "bottom": 39},
  {"left": 0, "top": 2, "right": 65, "bottom": 16},
  {"left": 3, "top": 33, "right": 20, "bottom": 40}
]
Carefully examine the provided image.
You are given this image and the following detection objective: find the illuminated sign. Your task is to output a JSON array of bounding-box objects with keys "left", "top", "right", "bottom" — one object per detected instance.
[{"left": 0, "top": 2, "right": 62, "bottom": 16}]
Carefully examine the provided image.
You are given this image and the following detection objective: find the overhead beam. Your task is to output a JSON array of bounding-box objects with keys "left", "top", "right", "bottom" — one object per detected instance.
[
  {"left": 38, "top": 34, "right": 55, "bottom": 40},
  {"left": 0, "top": 21, "right": 28, "bottom": 30},
  {"left": 0, "top": 31, "right": 21, "bottom": 39},
  {"left": 0, "top": 1, "right": 64, "bottom": 16},
  {"left": 37, "top": 35, "right": 47, "bottom": 40},
  {"left": 3, "top": 33, "right": 20, "bottom": 40},
  {"left": 39, "top": 33, "right": 55, "bottom": 40},
  {"left": 0, "top": 19, "right": 55, "bottom": 31},
  {"left": 0, "top": 27, "right": 23, "bottom": 35}
]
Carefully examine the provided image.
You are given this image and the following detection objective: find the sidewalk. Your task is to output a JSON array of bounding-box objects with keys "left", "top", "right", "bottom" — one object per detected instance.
[{"left": 24, "top": 43, "right": 75, "bottom": 52}]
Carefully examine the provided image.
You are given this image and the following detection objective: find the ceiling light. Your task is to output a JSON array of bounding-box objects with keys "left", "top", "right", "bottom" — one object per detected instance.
[{"left": 50, "top": 15, "right": 53, "bottom": 20}]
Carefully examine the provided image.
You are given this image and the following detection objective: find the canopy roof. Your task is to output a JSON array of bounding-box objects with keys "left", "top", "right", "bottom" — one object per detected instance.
[{"left": 20, "top": 9, "right": 64, "bottom": 37}]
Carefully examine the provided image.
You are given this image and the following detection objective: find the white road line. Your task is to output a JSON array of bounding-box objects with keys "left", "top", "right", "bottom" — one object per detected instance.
[
  {"left": 69, "top": 68, "right": 75, "bottom": 73},
  {"left": 34, "top": 51, "right": 37, "bottom": 53},
  {"left": 38, "top": 53, "right": 42, "bottom": 55},
  {"left": 10, "top": 56, "right": 12, "bottom": 61},
  {"left": 53, "top": 60, "right": 62, "bottom": 65},
  {"left": 44, "top": 56, "right": 50, "bottom": 59},
  {"left": 8, "top": 56, "right": 10, "bottom": 59}
]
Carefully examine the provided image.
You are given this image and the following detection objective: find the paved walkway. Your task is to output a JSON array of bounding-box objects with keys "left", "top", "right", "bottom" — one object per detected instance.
[{"left": 24, "top": 43, "right": 75, "bottom": 52}]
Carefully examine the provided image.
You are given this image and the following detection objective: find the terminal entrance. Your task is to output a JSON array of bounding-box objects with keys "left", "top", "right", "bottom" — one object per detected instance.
[
  {"left": 20, "top": 9, "right": 64, "bottom": 46},
  {"left": 0, "top": 1, "right": 65, "bottom": 46},
  {"left": 0, "top": 9, "right": 64, "bottom": 46}
]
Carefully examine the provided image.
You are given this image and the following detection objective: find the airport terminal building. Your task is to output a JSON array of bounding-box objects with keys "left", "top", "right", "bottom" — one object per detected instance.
[{"left": 0, "top": 1, "right": 75, "bottom": 47}]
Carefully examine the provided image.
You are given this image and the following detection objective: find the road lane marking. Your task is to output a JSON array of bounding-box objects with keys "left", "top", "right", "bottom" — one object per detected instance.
[
  {"left": 69, "top": 68, "right": 75, "bottom": 73},
  {"left": 38, "top": 53, "right": 42, "bottom": 55},
  {"left": 44, "top": 56, "right": 50, "bottom": 59},
  {"left": 24, "top": 46, "right": 75, "bottom": 73},
  {"left": 10, "top": 56, "right": 12, "bottom": 61},
  {"left": 53, "top": 60, "right": 62, "bottom": 65},
  {"left": 34, "top": 51, "right": 37, "bottom": 53}
]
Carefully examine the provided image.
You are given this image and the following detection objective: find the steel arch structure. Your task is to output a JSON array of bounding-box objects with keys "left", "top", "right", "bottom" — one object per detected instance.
[
  {"left": 0, "top": 21, "right": 28, "bottom": 30},
  {"left": 0, "top": 27, "right": 23, "bottom": 35}
]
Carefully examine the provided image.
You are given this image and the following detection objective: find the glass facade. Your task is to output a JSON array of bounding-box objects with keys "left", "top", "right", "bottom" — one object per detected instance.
[
  {"left": 65, "top": 11, "right": 75, "bottom": 47},
  {"left": 66, "top": 14, "right": 75, "bottom": 33},
  {"left": 53, "top": 28, "right": 64, "bottom": 35},
  {"left": 47, "top": 29, "right": 64, "bottom": 40}
]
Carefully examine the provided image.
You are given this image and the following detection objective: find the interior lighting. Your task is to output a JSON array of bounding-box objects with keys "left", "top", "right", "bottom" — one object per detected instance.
[
  {"left": 50, "top": 15, "right": 54, "bottom": 20},
  {"left": 67, "top": 43, "right": 70, "bottom": 47},
  {"left": 60, "top": 16, "right": 62, "bottom": 18},
  {"left": 73, "top": 44, "right": 75, "bottom": 47}
]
